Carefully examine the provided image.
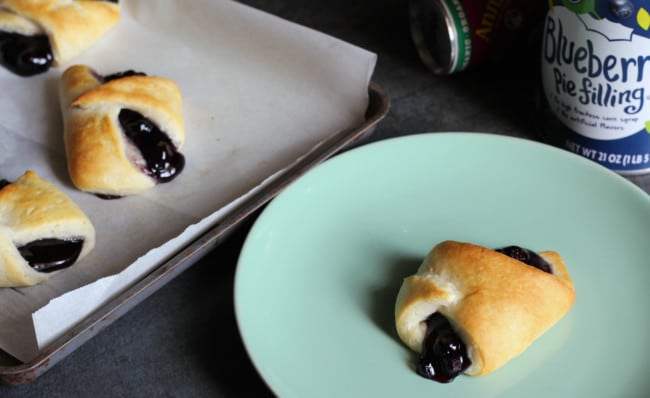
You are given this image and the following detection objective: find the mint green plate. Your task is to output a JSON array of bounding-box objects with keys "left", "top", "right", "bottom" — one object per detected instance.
[{"left": 234, "top": 133, "right": 650, "bottom": 398}]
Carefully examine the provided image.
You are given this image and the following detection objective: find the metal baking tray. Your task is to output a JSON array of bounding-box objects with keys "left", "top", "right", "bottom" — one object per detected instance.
[{"left": 0, "top": 82, "right": 389, "bottom": 385}]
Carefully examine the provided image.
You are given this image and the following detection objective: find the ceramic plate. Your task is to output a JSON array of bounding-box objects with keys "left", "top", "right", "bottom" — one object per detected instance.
[{"left": 234, "top": 133, "right": 650, "bottom": 398}]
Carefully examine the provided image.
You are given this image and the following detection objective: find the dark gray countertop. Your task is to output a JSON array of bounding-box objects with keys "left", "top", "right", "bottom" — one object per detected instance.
[{"left": 1, "top": 1, "right": 648, "bottom": 397}]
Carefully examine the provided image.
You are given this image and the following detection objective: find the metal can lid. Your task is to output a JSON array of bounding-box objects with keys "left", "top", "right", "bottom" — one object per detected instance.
[{"left": 409, "top": 0, "right": 471, "bottom": 74}]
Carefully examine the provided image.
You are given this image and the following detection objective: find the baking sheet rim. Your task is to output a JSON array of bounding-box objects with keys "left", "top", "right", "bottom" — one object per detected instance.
[{"left": 0, "top": 81, "right": 389, "bottom": 386}]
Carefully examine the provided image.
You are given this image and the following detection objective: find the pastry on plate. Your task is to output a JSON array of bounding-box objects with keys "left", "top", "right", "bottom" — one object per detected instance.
[
  {"left": 395, "top": 240, "right": 575, "bottom": 383},
  {"left": 0, "top": 170, "right": 96, "bottom": 287},
  {"left": 0, "top": 0, "right": 120, "bottom": 76},
  {"left": 59, "top": 64, "right": 186, "bottom": 198}
]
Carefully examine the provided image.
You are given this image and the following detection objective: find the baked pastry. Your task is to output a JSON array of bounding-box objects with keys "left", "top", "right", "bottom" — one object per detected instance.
[
  {"left": 395, "top": 240, "right": 575, "bottom": 383},
  {"left": 59, "top": 64, "right": 186, "bottom": 197},
  {"left": 0, "top": 0, "right": 120, "bottom": 76},
  {"left": 0, "top": 170, "right": 96, "bottom": 287}
]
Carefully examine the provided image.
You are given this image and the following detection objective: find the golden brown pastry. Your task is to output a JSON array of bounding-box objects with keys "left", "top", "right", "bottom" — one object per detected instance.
[
  {"left": 59, "top": 64, "right": 186, "bottom": 197},
  {"left": 0, "top": 170, "right": 96, "bottom": 287},
  {"left": 0, "top": 0, "right": 120, "bottom": 76},
  {"left": 395, "top": 240, "right": 575, "bottom": 382}
]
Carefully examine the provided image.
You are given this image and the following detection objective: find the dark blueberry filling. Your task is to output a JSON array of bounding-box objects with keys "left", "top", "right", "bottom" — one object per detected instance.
[
  {"left": 103, "top": 69, "right": 146, "bottom": 83},
  {"left": 118, "top": 108, "right": 185, "bottom": 183},
  {"left": 0, "top": 179, "right": 10, "bottom": 190},
  {"left": 495, "top": 245, "right": 553, "bottom": 274},
  {"left": 417, "top": 312, "right": 471, "bottom": 383},
  {"left": 93, "top": 70, "right": 181, "bottom": 199},
  {"left": 95, "top": 193, "right": 123, "bottom": 200},
  {"left": 17, "top": 238, "right": 84, "bottom": 273},
  {"left": 416, "top": 245, "right": 553, "bottom": 383},
  {"left": 0, "top": 31, "right": 53, "bottom": 76}
]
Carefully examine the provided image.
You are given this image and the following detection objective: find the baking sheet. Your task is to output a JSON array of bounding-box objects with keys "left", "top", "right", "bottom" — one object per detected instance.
[
  {"left": 0, "top": 0, "right": 376, "bottom": 363},
  {"left": 0, "top": 83, "right": 389, "bottom": 385}
]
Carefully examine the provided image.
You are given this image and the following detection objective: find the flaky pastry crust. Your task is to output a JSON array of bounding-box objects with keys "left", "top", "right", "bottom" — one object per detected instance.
[
  {"left": 59, "top": 64, "right": 185, "bottom": 196},
  {"left": 0, "top": 0, "right": 120, "bottom": 65},
  {"left": 0, "top": 171, "right": 95, "bottom": 287},
  {"left": 395, "top": 240, "right": 575, "bottom": 376}
]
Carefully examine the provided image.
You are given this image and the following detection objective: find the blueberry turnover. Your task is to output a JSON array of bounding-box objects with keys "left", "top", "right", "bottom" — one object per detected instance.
[
  {"left": 0, "top": 0, "right": 120, "bottom": 76},
  {"left": 59, "top": 65, "right": 186, "bottom": 197},
  {"left": 0, "top": 170, "right": 96, "bottom": 287},
  {"left": 395, "top": 241, "right": 575, "bottom": 383}
]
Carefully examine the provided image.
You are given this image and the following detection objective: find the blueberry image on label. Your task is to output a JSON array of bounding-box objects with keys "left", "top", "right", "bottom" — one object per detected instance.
[{"left": 608, "top": 0, "right": 634, "bottom": 19}]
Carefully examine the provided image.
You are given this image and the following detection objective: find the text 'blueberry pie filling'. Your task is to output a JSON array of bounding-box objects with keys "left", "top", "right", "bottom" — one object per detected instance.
[
  {"left": 60, "top": 65, "right": 186, "bottom": 197},
  {"left": 395, "top": 241, "right": 575, "bottom": 383}
]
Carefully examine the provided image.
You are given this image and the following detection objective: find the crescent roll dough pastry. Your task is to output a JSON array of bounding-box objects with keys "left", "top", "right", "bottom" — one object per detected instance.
[
  {"left": 0, "top": 0, "right": 120, "bottom": 76},
  {"left": 0, "top": 170, "right": 96, "bottom": 287},
  {"left": 395, "top": 240, "right": 575, "bottom": 382},
  {"left": 60, "top": 64, "right": 186, "bottom": 197}
]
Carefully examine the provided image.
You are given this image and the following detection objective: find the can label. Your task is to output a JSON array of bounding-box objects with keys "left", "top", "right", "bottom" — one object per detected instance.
[
  {"left": 410, "top": 0, "right": 545, "bottom": 74},
  {"left": 461, "top": 0, "right": 545, "bottom": 67},
  {"left": 541, "top": 0, "right": 650, "bottom": 173}
]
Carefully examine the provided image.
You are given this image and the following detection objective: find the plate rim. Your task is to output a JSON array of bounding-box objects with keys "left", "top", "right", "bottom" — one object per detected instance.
[{"left": 234, "top": 131, "right": 650, "bottom": 397}]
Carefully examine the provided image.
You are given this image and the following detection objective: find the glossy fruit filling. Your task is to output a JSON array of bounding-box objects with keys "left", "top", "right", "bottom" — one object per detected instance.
[
  {"left": 103, "top": 69, "right": 146, "bottom": 83},
  {"left": 417, "top": 245, "right": 553, "bottom": 383},
  {"left": 417, "top": 312, "right": 471, "bottom": 383},
  {"left": 3, "top": 181, "right": 84, "bottom": 270},
  {"left": 91, "top": 70, "right": 184, "bottom": 199},
  {"left": 118, "top": 108, "right": 185, "bottom": 183},
  {"left": 495, "top": 245, "right": 553, "bottom": 274},
  {"left": 0, "top": 31, "right": 53, "bottom": 76},
  {"left": 18, "top": 238, "right": 84, "bottom": 273}
]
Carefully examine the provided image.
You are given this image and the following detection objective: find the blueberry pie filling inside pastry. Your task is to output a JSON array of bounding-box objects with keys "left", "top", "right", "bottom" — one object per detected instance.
[
  {"left": 395, "top": 241, "right": 575, "bottom": 383},
  {"left": 0, "top": 30, "right": 52, "bottom": 76},
  {"left": 117, "top": 107, "right": 185, "bottom": 184},
  {"left": 416, "top": 312, "right": 471, "bottom": 383},
  {"left": 60, "top": 65, "right": 186, "bottom": 197},
  {"left": 0, "top": 171, "right": 96, "bottom": 287},
  {"left": 0, "top": 0, "right": 120, "bottom": 76},
  {"left": 17, "top": 237, "right": 84, "bottom": 273}
]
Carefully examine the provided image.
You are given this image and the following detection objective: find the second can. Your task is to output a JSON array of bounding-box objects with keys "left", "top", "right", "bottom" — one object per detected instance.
[{"left": 409, "top": 0, "right": 546, "bottom": 74}]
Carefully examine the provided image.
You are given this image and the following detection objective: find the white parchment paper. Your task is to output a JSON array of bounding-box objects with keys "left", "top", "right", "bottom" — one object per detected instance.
[{"left": 0, "top": 0, "right": 376, "bottom": 362}]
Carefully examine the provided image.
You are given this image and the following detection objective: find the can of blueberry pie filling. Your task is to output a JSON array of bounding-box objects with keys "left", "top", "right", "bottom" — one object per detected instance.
[
  {"left": 539, "top": 0, "right": 650, "bottom": 174},
  {"left": 409, "top": 0, "right": 546, "bottom": 74}
]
